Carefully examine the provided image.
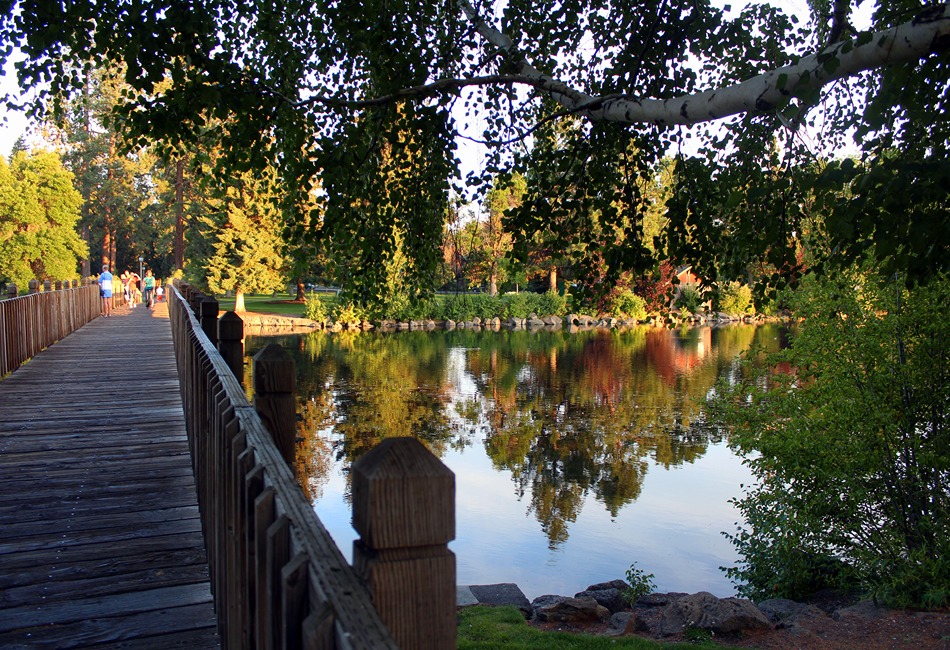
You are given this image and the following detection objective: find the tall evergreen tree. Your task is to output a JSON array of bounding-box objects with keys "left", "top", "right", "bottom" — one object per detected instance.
[{"left": 190, "top": 158, "right": 287, "bottom": 311}]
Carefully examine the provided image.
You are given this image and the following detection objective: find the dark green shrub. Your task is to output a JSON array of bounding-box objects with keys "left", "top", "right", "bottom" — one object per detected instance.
[
  {"left": 438, "top": 293, "right": 503, "bottom": 321},
  {"left": 715, "top": 270, "right": 950, "bottom": 608},
  {"left": 622, "top": 562, "right": 656, "bottom": 605},
  {"left": 501, "top": 292, "right": 532, "bottom": 319},
  {"left": 675, "top": 284, "right": 703, "bottom": 313},
  {"left": 717, "top": 281, "right": 753, "bottom": 315},
  {"left": 304, "top": 294, "right": 329, "bottom": 321},
  {"left": 533, "top": 291, "right": 567, "bottom": 316},
  {"left": 610, "top": 289, "right": 647, "bottom": 320}
]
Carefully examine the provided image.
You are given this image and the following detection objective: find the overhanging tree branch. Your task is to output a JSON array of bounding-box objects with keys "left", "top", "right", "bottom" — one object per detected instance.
[
  {"left": 265, "top": 2, "right": 950, "bottom": 126},
  {"left": 457, "top": 0, "right": 950, "bottom": 126}
]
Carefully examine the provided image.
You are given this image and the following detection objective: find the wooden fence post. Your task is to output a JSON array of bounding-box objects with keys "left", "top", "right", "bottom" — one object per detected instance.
[
  {"left": 43, "top": 280, "right": 51, "bottom": 292},
  {"left": 351, "top": 437, "right": 456, "bottom": 650},
  {"left": 252, "top": 344, "right": 296, "bottom": 469},
  {"left": 28, "top": 279, "right": 38, "bottom": 294},
  {"left": 6, "top": 284, "right": 16, "bottom": 299},
  {"left": 218, "top": 311, "right": 245, "bottom": 382},
  {"left": 200, "top": 297, "right": 219, "bottom": 345}
]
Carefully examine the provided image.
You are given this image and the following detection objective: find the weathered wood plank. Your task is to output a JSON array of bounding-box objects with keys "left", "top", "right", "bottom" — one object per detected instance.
[
  {"left": 0, "top": 515, "right": 203, "bottom": 555},
  {"left": 0, "top": 605, "right": 217, "bottom": 650},
  {"left": 0, "top": 582, "right": 214, "bottom": 633},
  {"left": 0, "top": 562, "right": 211, "bottom": 607},
  {"left": 0, "top": 602, "right": 218, "bottom": 649},
  {"left": 0, "top": 544, "right": 210, "bottom": 590},
  {"left": 0, "top": 301, "right": 219, "bottom": 648},
  {"left": 0, "top": 485, "right": 204, "bottom": 521},
  {"left": 1, "top": 531, "right": 210, "bottom": 576},
  {"left": 0, "top": 504, "right": 199, "bottom": 540}
]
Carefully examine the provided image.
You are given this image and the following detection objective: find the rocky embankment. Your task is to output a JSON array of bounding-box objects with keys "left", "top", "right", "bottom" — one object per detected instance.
[
  {"left": 234, "top": 310, "right": 776, "bottom": 336},
  {"left": 460, "top": 581, "right": 950, "bottom": 647}
]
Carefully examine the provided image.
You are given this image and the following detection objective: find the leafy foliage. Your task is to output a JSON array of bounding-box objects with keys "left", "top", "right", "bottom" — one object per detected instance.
[
  {"left": 304, "top": 294, "right": 329, "bottom": 322},
  {"left": 623, "top": 562, "right": 657, "bottom": 605},
  {"left": 715, "top": 269, "right": 950, "bottom": 608},
  {"left": 674, "top": 284, "right": 703, "bottom": 313},
  {"left": 716, "top": 281, "right": 754, "bottom": 315},
  {"left": 609, "top": 290, "right": 647, "bottom": 321},
  {"left": 0, "top": 150, "right": 87, "bottom": 288},
  {"left": 331, "top": 301, "right": 369, "bottom": 325}
]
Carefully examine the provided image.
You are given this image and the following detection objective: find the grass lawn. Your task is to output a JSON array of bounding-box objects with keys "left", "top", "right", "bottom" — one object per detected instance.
[
  {"left": 215, "top": 293, "right": 337, "bottom": 318},
  {"left": 457, "top": 606, "right": 716, "bottom": 649}
]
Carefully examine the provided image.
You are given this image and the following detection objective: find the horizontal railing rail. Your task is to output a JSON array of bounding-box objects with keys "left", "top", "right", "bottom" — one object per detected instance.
[
  {"left": 169, "top": 282, "right": 456, "bottom": 649},
  {"left": 0, "top": 280, "right": 99, "bottom": 377}
]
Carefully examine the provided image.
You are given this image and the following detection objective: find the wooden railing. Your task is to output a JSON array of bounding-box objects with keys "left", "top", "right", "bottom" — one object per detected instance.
[
  {"left": 0, "top": 280, "right": 100, "bottom": 377},
  {"left": 169, "top": 283, "right": 456, "bottom": 650}
]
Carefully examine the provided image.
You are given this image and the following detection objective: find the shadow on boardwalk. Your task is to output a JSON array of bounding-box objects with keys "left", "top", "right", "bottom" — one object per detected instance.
[{"left": 0, "top": 301, "right": 219, "bottom": 649}]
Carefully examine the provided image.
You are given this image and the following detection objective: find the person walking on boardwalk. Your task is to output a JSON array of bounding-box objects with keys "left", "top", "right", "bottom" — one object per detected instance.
[
  {"left": 98, "top": 263, "right": 114, "bottom": 317},
  {"left": 144, "top": 270, "right": 155, "bottom": 308},
  {"left": 127, "top": 272, "right": 140, "bottom": 309}
]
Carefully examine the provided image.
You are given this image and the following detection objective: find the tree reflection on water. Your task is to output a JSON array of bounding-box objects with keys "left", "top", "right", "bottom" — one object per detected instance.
[{"left": 245, "top": 323, "right": 781, "bottom": 549}]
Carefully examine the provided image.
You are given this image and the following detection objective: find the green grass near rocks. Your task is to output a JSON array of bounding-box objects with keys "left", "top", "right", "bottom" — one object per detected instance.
[{"left": 457, "top": 606, "right": 715, "bottom": 649}]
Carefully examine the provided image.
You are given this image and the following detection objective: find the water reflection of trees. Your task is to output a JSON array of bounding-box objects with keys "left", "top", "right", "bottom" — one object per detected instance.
[
  {"left": 247, "top": 331, "right": 467, "bottom": 501},
  {"left": 246, "top": 323, "right": 776, "bottom": 546},
  {"left": 463, "top": 326, "right": 762, "bottom": 548}
]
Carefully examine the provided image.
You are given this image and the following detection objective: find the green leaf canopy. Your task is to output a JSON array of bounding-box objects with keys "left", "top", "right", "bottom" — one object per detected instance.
[{"left": 2, "top": 0, "right": 947, "bottom": 292}]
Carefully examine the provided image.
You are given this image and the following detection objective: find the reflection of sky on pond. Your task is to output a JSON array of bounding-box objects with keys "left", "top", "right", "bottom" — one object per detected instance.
[
  {"left": 312, "top": 424, "right": 750, "bottom": 600},
  {"left": 254, "top": 326, "right": 769, "bottom": 601}
]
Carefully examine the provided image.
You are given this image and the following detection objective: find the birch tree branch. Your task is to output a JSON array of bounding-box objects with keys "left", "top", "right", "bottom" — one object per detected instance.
[{"left": 457, "top": 0, "right": 950, "bottom": 126}]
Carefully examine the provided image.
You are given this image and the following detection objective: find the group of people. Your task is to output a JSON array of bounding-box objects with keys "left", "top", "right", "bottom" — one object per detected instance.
[{"left": 97, "top": 264, "right": 162, "bottom": 317}]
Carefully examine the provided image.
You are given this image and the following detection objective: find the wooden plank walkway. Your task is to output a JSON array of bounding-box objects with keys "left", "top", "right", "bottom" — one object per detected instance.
[{"left": 0, "top": 300, "right": 220, "bottom": 649}]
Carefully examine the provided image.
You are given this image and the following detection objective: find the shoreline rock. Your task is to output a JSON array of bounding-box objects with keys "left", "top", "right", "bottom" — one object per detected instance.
[
  {"left": 230, "top": 310, "right": 791, "bottom": 338},
  {"left": 459, "top": 579, "right": 894, "bottom": 643}
]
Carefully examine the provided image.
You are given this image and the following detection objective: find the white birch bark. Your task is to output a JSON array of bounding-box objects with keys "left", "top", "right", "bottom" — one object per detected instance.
[{"left": 459, "top": 0, "right": 950, "bottom": 126}]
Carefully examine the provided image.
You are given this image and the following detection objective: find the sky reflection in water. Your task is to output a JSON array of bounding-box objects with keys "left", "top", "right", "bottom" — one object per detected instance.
[{"left": 245, "top": 324, "right": 784, "bottom": 600}]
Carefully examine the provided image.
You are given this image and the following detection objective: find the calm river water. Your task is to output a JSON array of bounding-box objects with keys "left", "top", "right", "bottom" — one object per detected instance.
[{"left": 244, "top": 323, "right": 785, "bottom": 600}]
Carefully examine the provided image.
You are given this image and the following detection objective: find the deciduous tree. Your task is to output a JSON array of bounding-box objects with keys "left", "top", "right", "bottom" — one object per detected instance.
[{"left": 0, "top": 150, "right": 87, "bottom": 288}]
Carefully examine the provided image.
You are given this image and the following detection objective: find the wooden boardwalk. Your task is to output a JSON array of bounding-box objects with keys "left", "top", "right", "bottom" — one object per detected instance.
[{"left": 0, "top": 300, "right": 220, "bottom": 649}]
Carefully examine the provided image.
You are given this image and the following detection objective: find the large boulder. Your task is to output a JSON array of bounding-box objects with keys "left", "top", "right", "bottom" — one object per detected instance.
[
  {"left": 606, "top": 611, "right": 650, "bottom": 636},
  {"left": 637, "top": 592, "right": 689, "bottom": 608},
  {"left": 531, "top": 595, "right": 610, "bottom": 624},
  {"left": 575, "top": 588, "right": 627, "bottom": 614},
  {"left": 757, "top": 598, "right": 828, "bottom": 628},
  {"left": 658, "top": 591, "right": 771, "bottom": 637},
  {"left": 586, "top": 579, "right": 630, "bottom": 592}
]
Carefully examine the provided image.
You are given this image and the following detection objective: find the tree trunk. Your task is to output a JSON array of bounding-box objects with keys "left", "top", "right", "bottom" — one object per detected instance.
[
  {"left": 548, "top": 267, "right": 557, "bottom": 293},
  {"left": 174, "top": 158, "right": 185, "bottom": 271},
  {"left": 234, "top": 290, "right": 246, "bottom": 313},
  {"left": 81, "top": 224, "right": 91, "bottom": 278},
  {"left": 102, "top": 227, "right": 111, "bottom": 268},
  {"left": 295, "top": 277, "right": 305, "bottom": 302},
  {"left": 81, "top": 76, "right": 92, "bottom": 279},
  {"left": 489, "top": 274, "right": 498, "bottom": 297}
]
